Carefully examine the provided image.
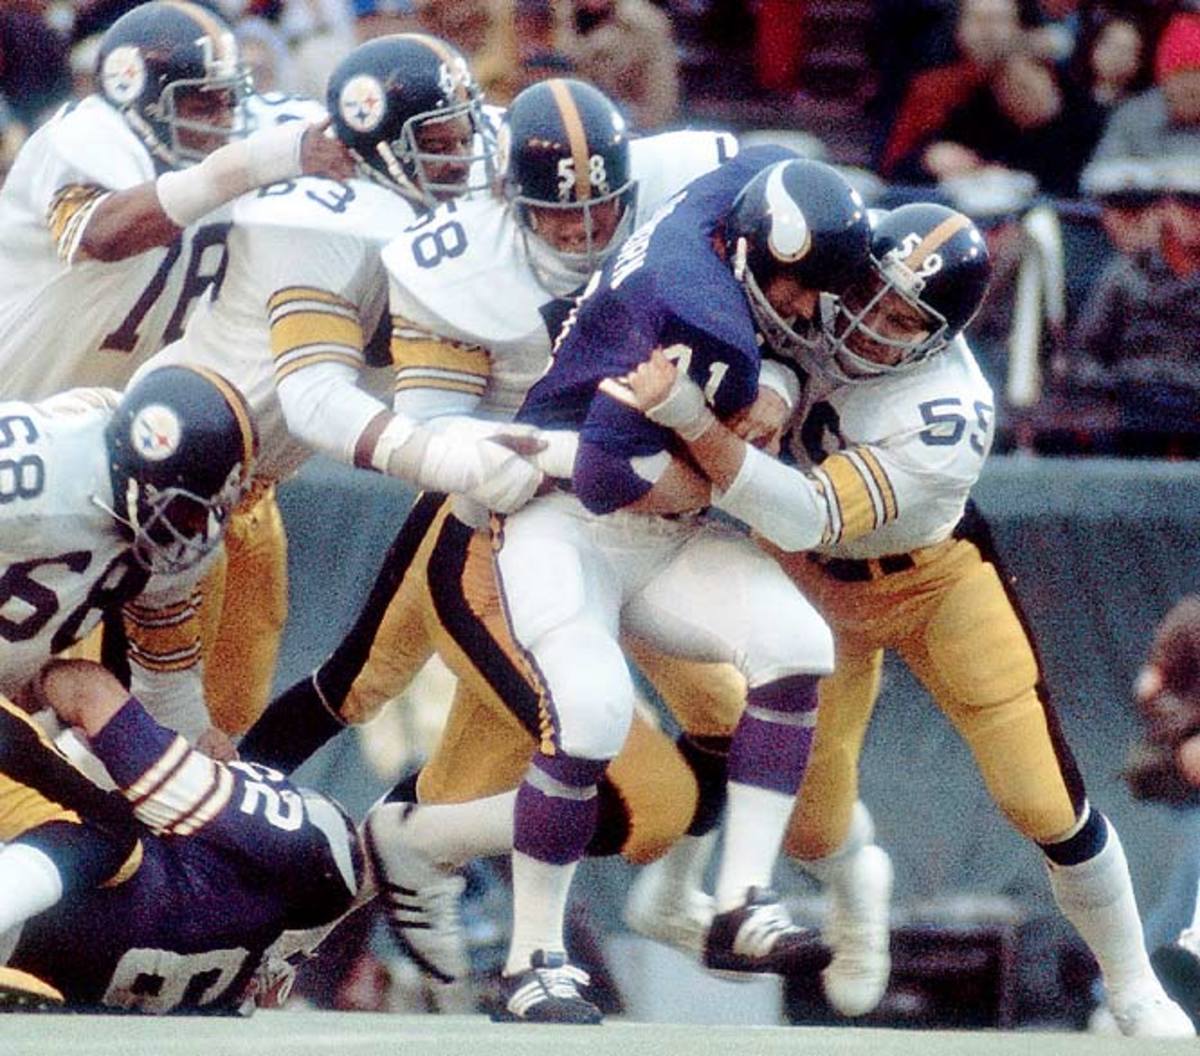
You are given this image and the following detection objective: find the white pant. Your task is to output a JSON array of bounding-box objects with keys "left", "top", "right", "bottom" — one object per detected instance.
[{"left": 494, "top": 491, "right": 833, "bottom": 760}]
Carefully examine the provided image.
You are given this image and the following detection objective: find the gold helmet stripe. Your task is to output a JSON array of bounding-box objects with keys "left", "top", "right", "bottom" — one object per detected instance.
[
  {"left": 186, "top": 366, "right": 258, "bottom": 477},
  {"left": 408, "top": 33, "right": 468, "bottom": 103},
  {"left": 547, "top": 79, "right": 591, "bottom": 202},
  {"left": 901, "top": 212, "right": 972, "bottom": 270},
  {"left": 163, "top": 1, "right": 235, "bottom": 66}
]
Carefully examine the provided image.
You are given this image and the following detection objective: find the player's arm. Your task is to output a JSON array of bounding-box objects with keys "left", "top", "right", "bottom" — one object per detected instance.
[
  {"left": 66, "top": 119, "right": 354, "bottom": 262},
  {"left": 122, "top": 572, "right": 216, "bottom": 748},
  {"left": 607, "top": 347, "right": 832, "bottom": 550},
  {"left": 0, "top": 692, "right": 142, "bottom": 900}
]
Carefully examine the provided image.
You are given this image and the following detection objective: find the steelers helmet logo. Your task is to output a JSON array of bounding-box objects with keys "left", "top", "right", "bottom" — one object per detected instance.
[
  {"left": 339, "top": 74, "right": 385, "bottom": 133},
  {"left": 101, "top": 45, "right": 147, "bottom": 106},
  {"left": 764, "top": 163, "right": 812, "bottom": 263},
  {"left": 131, "top": 405, "right": 182, "bottom": 462}
]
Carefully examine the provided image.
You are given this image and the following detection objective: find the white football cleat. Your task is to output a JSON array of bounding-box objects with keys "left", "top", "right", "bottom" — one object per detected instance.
[
  {"left": 1106, "top": 973, "right": 1196, "bottom": 1038},
  {"left": 822, "top": 844, "right": 893, "bottom": 1017},
  {"left": 363, "top": 802, "right": 470, "bottom": 988},
  {"left": 623, "top": 858, "right": 716, "bottom": 957}
]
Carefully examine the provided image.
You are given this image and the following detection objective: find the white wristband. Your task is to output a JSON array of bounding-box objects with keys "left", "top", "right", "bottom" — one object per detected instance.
[
  {"left": 645, "top": 371, "right": 715, "bottom": 442},
  {"left": 155, "top": 119, "right": 310, "bottom": 227}
]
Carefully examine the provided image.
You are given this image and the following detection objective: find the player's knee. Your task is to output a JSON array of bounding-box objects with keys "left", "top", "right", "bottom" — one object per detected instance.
[
  {"left": 743, "top": 611, "right": 834, "bottom": 686},
  {"left": 537, "top": 625, "right": 634, "bottom": 759}
]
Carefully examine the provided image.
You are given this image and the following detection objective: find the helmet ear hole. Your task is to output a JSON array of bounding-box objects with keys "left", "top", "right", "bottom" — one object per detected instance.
[{"left": 105, "top": 366, "right": 257, "bottom": 576}]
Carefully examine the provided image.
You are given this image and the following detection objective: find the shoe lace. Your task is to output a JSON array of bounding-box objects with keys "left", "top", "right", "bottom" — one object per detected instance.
[
  {"left": 736, "top": 899, "right": 799, "bottom": 957},
  {"left": 533, "top": 961, "right": 591, "bottom": 1001}
]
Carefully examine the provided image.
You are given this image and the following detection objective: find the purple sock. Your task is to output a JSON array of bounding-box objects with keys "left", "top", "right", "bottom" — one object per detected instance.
[
  {"left": 728, "top": 674, "right": 819, "bottom": 795},
  {"left": 513, "top": 753, "right": 608, "bottom": 865}
]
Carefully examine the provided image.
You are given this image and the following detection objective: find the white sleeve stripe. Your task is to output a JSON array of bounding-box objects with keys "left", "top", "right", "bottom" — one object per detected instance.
[
  {"left": 125, "top": 736, "right": 190, "bottom": 802},
  {"left": 129, "top": 750, "right": 222, "bottom": 834},
  {"left": 273, "top": 342, "right": 366, "bottom": 366},
  {"left": 811, "top": 465, "right": 843, "bottom": 543},
  {"left": 171, "top": 766, "right": 235, "bottom": 836},
  {"left": 843, "top": 449, "right": 888, "bottom": 530},
  {"left": 394, "top": 366, "right": 487, "bottom": 386},
  {"left": 59, "top": 192, "right": 110, "bottom": 265},
  {"left": 268, "top": 299, "right": 358, "bottom": 323}
]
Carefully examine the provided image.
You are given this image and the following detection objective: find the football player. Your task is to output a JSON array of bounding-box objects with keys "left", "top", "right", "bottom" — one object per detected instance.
[
  {"left": 0, "top": 0, "right": 352, "bottom": 399},
  {"left": 128, "top": 33, "right": 541, "bottom": 735},
  {"left": 612, "top": 203, "right": 1194, "bottom": 1038},
  {"left": 0, "top": 0, "right": 351, "bottom": 736},
  {"left": 239, "top": 80, "right": 743, "bottom": 791},
  {"left": 234, "top": 78, "right": 752, "bottom": 1004},
  {"left": 0, "top": 365, "right": 257, "bottom": 747},
  {"left": 0, "top": 659, "right": 367, "bottom": 1014}
]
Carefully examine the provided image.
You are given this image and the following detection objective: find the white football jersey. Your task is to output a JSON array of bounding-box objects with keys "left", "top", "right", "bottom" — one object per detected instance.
[
  {"left": 0, "top": 397, "right": 206, "bottom": 723},
  {"left": 134, "top": 173, "right": 423, "bottom": 483},
  {"left": 790, "top": 338, "right": 996, "bottom": 558},
  {"left": 383, "top": 129, "right": 740, "bottom": 423},
  {"left": 0, "top": 93, "right": 323, "bottom": 400}
]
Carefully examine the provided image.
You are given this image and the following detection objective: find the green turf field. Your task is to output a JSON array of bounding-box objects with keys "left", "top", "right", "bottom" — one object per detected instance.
[{"left": 0, "top": 1012, "right": 1192, "bottom": 1056}]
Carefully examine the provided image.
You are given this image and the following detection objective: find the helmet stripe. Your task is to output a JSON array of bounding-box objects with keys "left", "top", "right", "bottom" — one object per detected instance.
[
  {"left": 902, "top": 212, "right": 972, "bottom": 270},
  {"left": 186, "top": 366, "right": 258, "bottom": 478},
  {"left": 547, "top": 79, "right": 591, "bottom": 202},
  {"left": 163, "top": 1, "right": 234, "bottom": 66},
  {"left": 409, "top": 33, "right": 468, "bottom": 103}
]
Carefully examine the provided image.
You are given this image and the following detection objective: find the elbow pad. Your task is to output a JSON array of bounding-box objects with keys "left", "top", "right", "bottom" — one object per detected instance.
[{"left": 714, "top": 445, "right": 828, "bottom": 552}]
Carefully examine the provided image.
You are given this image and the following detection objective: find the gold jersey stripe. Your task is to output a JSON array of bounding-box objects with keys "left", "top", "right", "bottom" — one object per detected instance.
[
  {"left": 270, "top": 310, "right": 364, "bottom": 365},
  {"left": 819, "top": 451, "right": 882, "bottom": 542},
  {"left": 395, "top": 374, "right": 485, "bottom": 396},
  {"left": 268, "top": 286, "right": 356, "bottom": 313},
  {"left": 47, "top": 184, "right": 107, "bottom": 262},
  {"left": 126, "top": 736, "right": 190, "bottom": 804},
  {"left": 274, "top": 350, "right": 363, "bottom": 384},
  {"left": 390, "top": 333, "right": 489, "bottom": 377},
  {"left": 124, "top": 596, "right": 196, "bottom": 626},
  {"left": 853, "top": 446, "right": 899, "bottom": 523},
  {"left": 548, "top": 79, "right": 591, "bottom": 202}
]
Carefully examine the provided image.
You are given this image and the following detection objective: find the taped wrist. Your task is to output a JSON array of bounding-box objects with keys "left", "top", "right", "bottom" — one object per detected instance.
[
  {"left": 715, "top": 445, "right": 827, "bottom": 552},
  {"left": 155, "top": 119, "right": 309, "bottom": 227},
  {"left": 371, "top": 415, "right": 492, "bottom": 494},
  {"left": 645, "top": 371, "right": 714, "bottom": 441},
  {"left": 532, "top": 429, "right": 579, "bottom": 479}
]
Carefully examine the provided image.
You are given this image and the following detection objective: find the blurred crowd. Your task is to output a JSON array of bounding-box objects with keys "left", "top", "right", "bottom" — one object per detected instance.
[{"left": 2, "top": 0, "right": 1200, "bottom": 456}]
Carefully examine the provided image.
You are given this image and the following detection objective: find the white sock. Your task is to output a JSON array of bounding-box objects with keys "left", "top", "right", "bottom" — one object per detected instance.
[
  {"left": 651, "top": 830, "right": 717, "bottom": 893},
  {"left": 0, "top": 844, "right": 64, "bottom": 933},
  {"left": 506, "top": 850, "right": 577, "bottom": 975},
  {"left": 798, "top": 800, "right": 875, "bottom": 887},
  {"left": 714, "top": 781, "right": 793, "bottom": 911},
  {"left": 393, "top": 792, "right": 516, "bottom": 868},
  {"left": 1047, "top": 820, "right": 1154, "bottom": 991}
]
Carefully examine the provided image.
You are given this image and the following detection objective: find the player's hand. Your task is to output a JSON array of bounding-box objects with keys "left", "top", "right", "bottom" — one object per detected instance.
[
  {"left": 728, "top": 385, "right": 790, "bottom": 455},
  {"left": 463, "top": 443, "right": 544, "bottom": 513},
  {"left": 299, "top": 117, "right": 356, "bottom": 182},
  {"left": 601, "top": 346, "right": 679, "bottom": 411},
  {"left": 196, "top": 725, "right": 239, "bottom": 763},
  {"left": 489, "top": 432, "right": 548, "bottom": 458}
]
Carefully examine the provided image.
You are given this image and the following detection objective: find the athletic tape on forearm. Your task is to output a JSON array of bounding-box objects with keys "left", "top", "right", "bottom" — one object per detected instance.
[
  {"left": 645, "top": 372, "right": 714, "bottom": 441},
  {"left": 155, "top": 119, "right": 309, "bottom": 228},
  {"left": 714, "top": 445, "right": 828, "bottom": 552}
]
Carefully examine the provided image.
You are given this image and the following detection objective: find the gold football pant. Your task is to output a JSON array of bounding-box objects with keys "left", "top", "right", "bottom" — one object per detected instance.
[
  {"left": 199, "top": 483, "right": 289, "bottom": 736},
  {"left": 763, "top": 513, "right": 1087, "bottom": 861},
  {"left": 0, "top": 696, "right": 141, "bottom": 887},
  {"left": 319, "top": 492, "right": 746, "bottom": 862}
]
